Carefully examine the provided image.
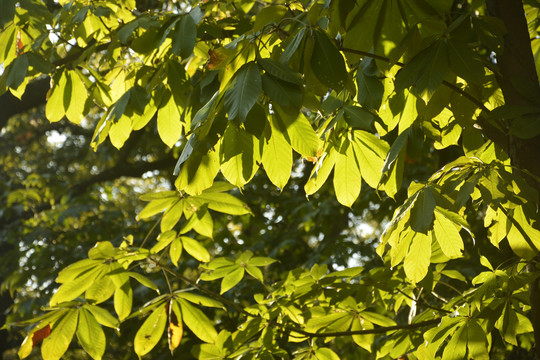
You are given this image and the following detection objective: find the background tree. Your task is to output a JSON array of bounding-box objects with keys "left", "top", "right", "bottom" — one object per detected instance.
[{"left": 1, "top": 0, "right": 540, "bottom": 359}]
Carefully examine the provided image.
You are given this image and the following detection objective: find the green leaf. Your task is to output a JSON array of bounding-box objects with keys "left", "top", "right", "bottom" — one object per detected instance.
[
  {"left": 258, "top": 58, "right": 303, "bottom": 86},
  {"left": 65, "top": 70, "right": 88, "bottom": 124},
  {"left": 350, "top": 130, "right": 389, "bottom": 189},
  {"left": 6, "top": 53, "right": 28, "bottom": 90},
  {"left": 403, "top": 231, "right": 431, "bottom": 283},
  {"left": 305, "top": 147, "right": 336, "bottom": 195},
  {"left": 46, "top": 69, "right": 68, "bottom": 123},
  {"left": 357, "top": 69, "right": 384, "bottom": 110},
  {"left": 41, "top": 310, "right": 78, "bottom": 360},
  {"left": 359, "top": 311, "right": 396, "bottom": 327},
  {"left": 176, "top": 148, "right": 221, "bottom": 195},
  {"left": 378, "top": 88, "right": 419, "bottom": 134},
  {"left": 76, "top": 308, "right": 106, "bottom": 360},
  {"left": 192, "top": 209, "right": 214, "bottom": 238},
  {"left": 220, "top": 267, "right": 244, "bottom": 294},
  {"left": 127, "top": 272, "right": 158, "bottom": 291},
  {"left": 134, "top": 303, "right": 167, "bottom": 358},
  {"left": 137, "top": 197, "right": 178, "bottom": 220},
  {"left": 175, "top": 292, "right": 224, "bottom": 309},
  {"left": 311, "top": 29, "right": 347, "bottom": 91},
  {"left": 0, "top": 0, "right": 15, "bottom": 27},
  {"left": 181, "top": 236, "right": 210, "bottom": 262},
  {"left": 447, "top": 38, "right": 485, "bottom": 85},
  {"left": 169, "top": 237, "right": 183, "bottom": 267},
  {"left": 433, "top": 211, "right": 463, "bottom": 258},
  {"left": 219, "top": 125, "right": 259, "bottom": 187},
  {"left": 248, "top": 256, "right": 277, "bottom": 266},
  {"left": 281, "top": 28, "right": 306, "bottom": 64},
  {"left": 194, "top": 192, "right": 251, "bottom": 215},
  {"left": 467, "top": 320, "right": 489, "bottom": 359},
  {"left": 85, "top": 277, "right": 115, "bottom": 304},
  {"left": 253, "top": 5, "right": 287, "bottom": 32},
  {"left": 50, "top": 266, "right": 104, "bottom": 306},
  {"left": 172, "top": 15, "right": 197, "bottom": 58},
  {"left": 275, "top": 108, "right": 320, "bottom": 158},
  {"left": 114, "top": 280, "right": 132, "bottom": 321},
  {"left": 157, "top": 90, "right": 182, "bottom": 148},
  {"left": 410, "top": 187, "right": 436, "bottom": 233},
  {"left": 261, "top": 73, "right": 302, "bottom": 108},
  {"left": 333, "top": 140, "right": 361, "bottom": 207},
  {"left": 395, "top": 40, "right": 449, "bottom": 98},
  {"left": 314, "top": 348, "right": 340, "bottom": 360},
  {"left": 224, "top": 62, "right": 262, "bottom": 122},
  {"left": 84, "top": 305, "right": 119, "bottom": 329},
  {"left": 56, "top": 259, "right": 103, "bottom": 283},
  {"left": 342, "top": 106, "right": 375, "bottom": 131},
  {"left": 262, "top": 120, "right": 292, "bottom": 189},
  {"left": 178, "top": 299, "right": 218, "bottom": 343},
  {"left": 108, "top": 115, "right": 132, "bottom": 149},
  {"left": 245, "top": 265, "right": 264, "bottom": 282},
  {"left": 161, "top": 200, "right": 183, "bottom": 231}
]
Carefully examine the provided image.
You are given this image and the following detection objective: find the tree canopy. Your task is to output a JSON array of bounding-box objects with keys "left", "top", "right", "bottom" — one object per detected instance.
[{"left": 2, "top": 0, "right": 540, "bottom": 359}]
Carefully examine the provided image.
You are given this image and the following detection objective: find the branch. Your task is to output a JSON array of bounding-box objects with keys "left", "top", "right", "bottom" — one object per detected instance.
[
  {"left": 0, "top": 155, "right": 176, "bottom": 228},
  {"left": 284, "top": 318, "right": 441, "bottom": 337}
]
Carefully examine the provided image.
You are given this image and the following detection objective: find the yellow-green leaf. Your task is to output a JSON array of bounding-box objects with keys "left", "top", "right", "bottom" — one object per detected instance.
[
  {"left": 403, "top": 231, "right": 431, "bottom": 283},
  {"left": 134, "top": 303, "right": 167, "bottom": 357},
  {"left": 181, "top": 236, "right": 210, "bottom": 262},
  {"left": 220, "top": 267, "right": 244, "bottom": 294},
  {"left": 157, "top": 91, "right": 182, "bottom": 148},
  {"left": 333, "top": 140, "right": 361, "bottom": 207},
  {"left": 262, "top": 122, "right": 292, "bottom": 189},
  {"left": 41, "top": 310, "right": 78, "bottom": 360},
  {"left": 178, "top": 299, "right": 217, "bottom": 343},
  {"left": 433, "top": 211, "right": 463, "bottom": 258},
  {"left": 76, "top": 308, "right": 106, "bottom": 360}
]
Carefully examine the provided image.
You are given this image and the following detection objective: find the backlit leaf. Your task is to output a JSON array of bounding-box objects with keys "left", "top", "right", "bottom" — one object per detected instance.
[
  {"left": 333, "top": 140, "right": 361, "bottom": 207},
  {"left": 157, "top": 91, "right": 182, "bottom": 148},
  {"left": 181, "top": 236, "right": 210, "bottom": 262},
  {"left": 178, "top": 299, "right": 218, "bottom": 343},
  {"left": 220, "top": 267, "right": 244, "bottom": 294},
  {"left": 262, "top": 120, "right": 292, "bottom": 189},
  {"left": 403, "top": 231, "right": 431, "bottom": 283},
  {"left": 76, "top": 308, "right": 106, "bottom": 360},
  {"left": 134, "top": 303, "right": 167, "bottom": 357},
  {"left": 41, "top": 310, "right": 78, "bottom": 360}
]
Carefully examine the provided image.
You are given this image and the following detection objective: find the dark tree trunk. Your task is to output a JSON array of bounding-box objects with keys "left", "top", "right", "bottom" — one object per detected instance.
[{"left": 485, "top": 0, "right": 540, "bottom": 358}]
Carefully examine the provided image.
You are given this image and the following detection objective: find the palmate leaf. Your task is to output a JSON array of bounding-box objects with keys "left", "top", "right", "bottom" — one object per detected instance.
[
  {"left": 410, "top": 187, "right": 436, "bottom": 233},
  {"left": 134, "top": 303, "right": 167, "bottom": 358},
  {"left": 310, "top": 28, "right": 347, "bottom": 91},
  {"left": 219, "top": 124, "right": 260, "bottom": 187},
  {"left": 333, "top": 139, "right": 361, "bottom": 207},
  {"left": 41, "top": 310, "right": 78, "bottom": 360},
  {"left": 178, "top": 299, "right": 218, "bottom": 343},
  {"left": 262, "top": 119, "right": 292, "bottom": 189},
  {"left": 76, "top": 308, "right": 106, "bottom": 360},
  {"left": 433, "top": 210, "right": 463, "bottom": 258},
  {"left": 172, "top": 15, "right": 197, "bottom": 59},
  {"left": 403, "top": 231, "right": 431, "bottom": 283},
  {"left": 224, "top": 62, "right": 262, "bottom": 122},
  {"left": 157, "top": 90, "right": 183, "bottom": 148}
]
